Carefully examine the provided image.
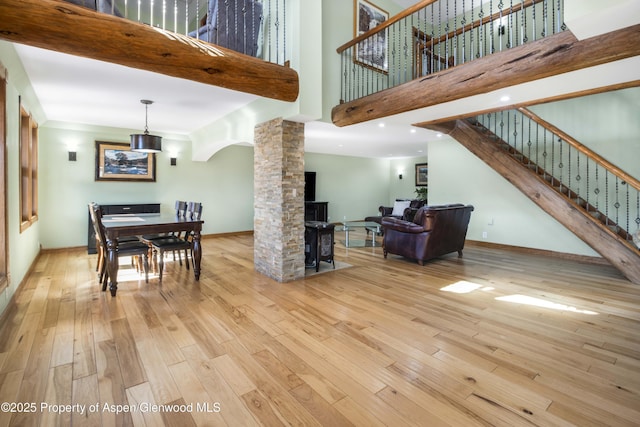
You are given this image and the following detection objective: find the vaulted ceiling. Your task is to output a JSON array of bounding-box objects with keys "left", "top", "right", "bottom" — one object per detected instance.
[{"left": 7, "top": 0, "right": 640, "bottom": 159}]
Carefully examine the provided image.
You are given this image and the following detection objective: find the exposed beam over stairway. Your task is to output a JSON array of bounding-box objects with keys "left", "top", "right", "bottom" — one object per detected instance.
[
  {"left": 424, "top": 119, "right": 640, "bottom": 285},
  {"left": 0, "top": 0, "right": 299, "bottom": 102},
  {"left": 332, "top": 24, "right": 640, "bottom": 127}
]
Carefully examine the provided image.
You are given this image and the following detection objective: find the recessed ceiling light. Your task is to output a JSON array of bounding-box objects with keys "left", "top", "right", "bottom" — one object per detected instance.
[
  {"left": 500, "top": 95, "right": 511, "bottom": 102},
  {"left": 436, "top": 133, "right": 443, "bottom": 138},
  {"left": 378, "top": 123, "right": 385, "bottom": 128}
]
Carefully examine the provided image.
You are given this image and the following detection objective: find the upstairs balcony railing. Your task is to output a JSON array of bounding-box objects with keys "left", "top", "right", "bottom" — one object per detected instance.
[
  {"left": 474, "top": 107, "right": 640, "bottom": 244},
  {"left": 66, "top": 0, "right": 290, "bottom": 66},
  {"left": 337, "top": 0, "right": 565, "bottom": 103}
]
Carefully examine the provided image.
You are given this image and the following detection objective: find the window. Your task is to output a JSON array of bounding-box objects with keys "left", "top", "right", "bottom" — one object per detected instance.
[
  {"left": 0, "top": 65, "right": 7, "bottom": 291},
  {"left": 19, "top": 102, "right": 38, "bottom": 232}
]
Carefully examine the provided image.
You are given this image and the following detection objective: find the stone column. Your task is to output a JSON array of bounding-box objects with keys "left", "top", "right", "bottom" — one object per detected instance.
[{"left": 254, "top": 118, "right": 305, "bottom": 282}]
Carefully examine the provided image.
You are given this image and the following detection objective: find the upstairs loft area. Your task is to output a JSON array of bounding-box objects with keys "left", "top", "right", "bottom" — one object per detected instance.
[
  {"left": 332, "top": 0, "right": 640, "bottom": 127},
  {"left": 338, "top": 0, "right": 567, "bottom": 104},
  {"left": 0, "top": 0, "right": 299, "bottom": 102},
  {"left": 64, "top": 0, "right": 281, "bottom": 63}
]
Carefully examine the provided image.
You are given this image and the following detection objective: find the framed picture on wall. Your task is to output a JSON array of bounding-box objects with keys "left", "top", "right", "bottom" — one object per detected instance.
[
  {"left": 354, "top": 0, "right": 389, "bottom": 73},
  {"left": 95, "top": 141, "right": 156, "bottom": 182},
  {"left": 415, "top": 163, "right": 428, "bottom": 186}
]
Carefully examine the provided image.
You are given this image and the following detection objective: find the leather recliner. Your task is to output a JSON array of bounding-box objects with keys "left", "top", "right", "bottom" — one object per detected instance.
[{"left": 382, "top": 204, "right": 474, "bottom": 265}]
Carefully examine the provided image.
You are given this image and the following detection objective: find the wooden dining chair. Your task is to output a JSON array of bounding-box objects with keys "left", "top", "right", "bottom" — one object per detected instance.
[
  {"left": 89, "top": 202, "right": 150, "bottom": 290},
  {"left": 139, "top": 200, "right": 187, "bottom": 272},
  {"left": 150, "top": 201, "right": 203, "bottom": 282}
]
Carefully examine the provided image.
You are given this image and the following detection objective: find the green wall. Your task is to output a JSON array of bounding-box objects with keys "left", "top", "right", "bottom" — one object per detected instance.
[
  {"left": 429, "top": 137, "right": 600, "bottom": 257},
  {"left": 304, "top": 152, "right": 393, "bottom": 222},
  {"left": 38, "top": 123, "right": 255, "bottom": 249},
  {"left": 0, "top": 42, "right": 44, "bottom": 314}
]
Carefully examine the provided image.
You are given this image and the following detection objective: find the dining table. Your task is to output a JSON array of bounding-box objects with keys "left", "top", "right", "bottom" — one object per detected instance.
[{"left": 101, "top": 213, "right": 204, "bottom": 296}]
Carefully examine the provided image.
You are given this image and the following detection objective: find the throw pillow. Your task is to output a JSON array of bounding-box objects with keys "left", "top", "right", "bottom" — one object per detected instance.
[{"left": 391, "top": 200, "right": 411, "bottom": 216}]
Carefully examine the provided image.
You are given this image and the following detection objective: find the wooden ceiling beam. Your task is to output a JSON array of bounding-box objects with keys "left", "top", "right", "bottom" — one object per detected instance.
[
  {"left": 0, "top": 0, "right": 299, "bottom": 102},
  {"left": 332, "top": 24, "right": 640, "bottom": 127}
]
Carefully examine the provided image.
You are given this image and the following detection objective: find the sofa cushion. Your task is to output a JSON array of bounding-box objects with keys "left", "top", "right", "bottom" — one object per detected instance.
[{"left": 391, "top": 200, "right": 411, "bottom": 216}]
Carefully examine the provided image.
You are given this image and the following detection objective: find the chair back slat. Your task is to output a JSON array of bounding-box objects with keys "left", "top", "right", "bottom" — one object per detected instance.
[
  {"left": 187, "top": 202, "right": 203, "bottom": 220},
  {"left": 175, "top": 200, "right": 187, "bottom": 218}
]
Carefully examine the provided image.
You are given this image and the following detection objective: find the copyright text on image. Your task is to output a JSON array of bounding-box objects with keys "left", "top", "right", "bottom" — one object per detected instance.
[{"left": 1, "top": 401, "right": 222, "bottom": 415}]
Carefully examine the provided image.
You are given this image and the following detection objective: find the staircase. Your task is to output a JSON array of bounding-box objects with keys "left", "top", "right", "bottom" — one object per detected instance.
[{"left": 422, "top": 112, "right": 640, "bottom": 284}]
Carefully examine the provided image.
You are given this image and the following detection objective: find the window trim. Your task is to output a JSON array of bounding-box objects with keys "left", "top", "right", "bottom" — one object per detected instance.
[
  {"left": 0, "top": 64, "right": 7, "bottom": 291},
  {"left": 19, "top": 101, "right": 38, "bottom": 233}
]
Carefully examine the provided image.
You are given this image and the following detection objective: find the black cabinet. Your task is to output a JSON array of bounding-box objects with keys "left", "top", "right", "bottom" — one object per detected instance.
[
  {"left": 305, "top": 202, "right": 328, "bottom": 222},
  {"left": 87, "top": 203, "right": 160, "bottom": 254},
  {"left": 305, "top": 221, "right": 335, "bottom": 271}
]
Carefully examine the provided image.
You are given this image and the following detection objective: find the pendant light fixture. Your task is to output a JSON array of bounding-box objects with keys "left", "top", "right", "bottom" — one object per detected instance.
[{"left": 130, "top": 99, "right": 162, "bottom": 153}]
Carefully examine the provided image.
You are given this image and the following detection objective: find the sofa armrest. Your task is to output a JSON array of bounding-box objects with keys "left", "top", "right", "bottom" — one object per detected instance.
[
  {"left": 381, "top": 217, "right": 425, "bottom": 233},
  {"left": 379, "top": 206, "right": 394, "bottom": 216}
]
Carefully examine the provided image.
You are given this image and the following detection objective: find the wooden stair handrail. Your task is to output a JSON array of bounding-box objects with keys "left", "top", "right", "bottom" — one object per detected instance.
[
  {"left": 337, "top": 0, "right": 438, "bottom": 54},
  {"left": 430, "top": 0, "right": 543, "bottom": 45},
  {"left": 337, "top": 0, "right": 544, "bottom": 54},
  {"left": 518, "top": 107, "right": 640, "bottom": 192}
]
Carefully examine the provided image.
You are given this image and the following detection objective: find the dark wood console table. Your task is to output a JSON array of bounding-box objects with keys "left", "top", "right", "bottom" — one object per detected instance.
[{"left": 87, "top": 203, "right": 160, "bottom": 254}]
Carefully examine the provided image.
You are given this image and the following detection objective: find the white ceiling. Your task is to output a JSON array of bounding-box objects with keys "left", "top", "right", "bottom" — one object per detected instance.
[{"left": 10, "top": 0, "right": 640, "bottom": 159}]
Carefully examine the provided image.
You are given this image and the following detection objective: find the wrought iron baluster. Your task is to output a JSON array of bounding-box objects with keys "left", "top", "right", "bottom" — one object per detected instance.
[
  {"left": 437, "top": 0, "right": 442, "bottom": 72},
  {"left": 531, "top": 0, "right": 536, "bottom": 41},
  {"left": 522, "top": 0, "right": 527, "bottom": 43},
  {"left": 478, "top": 3, "right": 484, "bottom": 59},
  {"left": 452, "top": 1, "right": 464, "bottom": 67},
  {"left": 635, "top": 188, "right": 640, "bottom": 236},
  {"left": 585, "top": 155, "right": 590, "bottom": 208},
  {"left": 508, "top": 0, "right": 514, "bottom": 49},
  {"left": 274, "top": 0, "right": 280, "bottom": 65},
  {"left": 605, "top": 172, "right": 610, "bottom": 225},
  {"left": 558, "top": 138, "right": 564, "bottom": 194},
  {"left": 429, "top": 3, "right": 436, "bottom": 74},
  {"left": 594, "top": 164, "right": 600, "bottom": 212},
  {"left": 574, "top": 147, "right": 579, "bottom": 200},
  {"left": 461, "top": 0, "right": 467, "bottom": 64},
  {"left": 470, "top": 0, "right": 475, "bottom": 60},
  {"left": 445, "top": 0, "right": 450, "bottom": 68},
  {"left": 624, "top": 181, "right": 629, "bottom": 233},
  {"left": 489, "top": 0, "right": 495, "bottom": 54},
  {"left": 527, "top": 115, "right": 533, "bottom": 170},
  {"left": 542, "top": 0, "right": 548, "bottom": 38},
  {"left": 615, "top": 177, "right": 621, "bottom": 231}
]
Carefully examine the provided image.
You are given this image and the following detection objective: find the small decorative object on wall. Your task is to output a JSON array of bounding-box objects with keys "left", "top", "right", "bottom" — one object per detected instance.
[
  {"left": 354, "top": 0, "right": 389, "bottom": 73},
  {"left": 415, "top": 162, "right": 428, "bottom": 186},
  {"left": 95, "top": 141, "right": 156, "bottom": 182}
]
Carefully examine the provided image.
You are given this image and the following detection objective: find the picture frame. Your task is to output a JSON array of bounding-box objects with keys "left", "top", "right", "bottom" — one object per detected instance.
[
  {"left": 95, "top": 141, "right": 156, "bottom": 182},
  {"left": 415, "top": 163, "right": 428, "bottom": 186},
  {"left": 354, "top": 0, "right": 389, "bottom": 73}
]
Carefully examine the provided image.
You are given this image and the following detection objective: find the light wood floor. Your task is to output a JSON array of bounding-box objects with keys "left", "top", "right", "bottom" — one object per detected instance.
[{"left": 1, "top": 232, "right": 639, "bottom": 426}]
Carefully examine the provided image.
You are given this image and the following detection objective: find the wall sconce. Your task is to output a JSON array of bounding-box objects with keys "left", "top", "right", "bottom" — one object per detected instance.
[
  {"left": 170, "top": 157, "right": 177, "bottom": 166},
  {"left": 398, "top": 173, "right": 403, "bottom": 180},
  {"left": 68, "top": 151, "right": 77, "bottom": 161}
]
